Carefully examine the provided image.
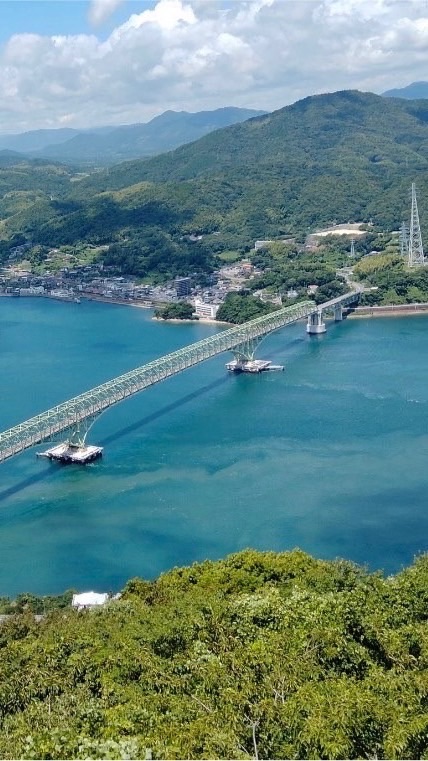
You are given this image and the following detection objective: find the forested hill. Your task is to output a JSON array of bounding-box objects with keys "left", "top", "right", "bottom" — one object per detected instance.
[
  {"left": 4, "top": 89, "right": 428, "bottom": 277},
  {"left": 68, "top": 89, "right": 428, "bottom": 232},
  {"left": 83, "top": 89, "right": 428, "bottom": 187},
  {"left": 2, "top": 549, "right": 428, "bottom": 759}
]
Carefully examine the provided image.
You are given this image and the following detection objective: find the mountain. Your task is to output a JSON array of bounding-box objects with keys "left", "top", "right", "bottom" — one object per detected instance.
[
  {"left": 383, "top": 81, "right": 428, "bottom": 99},
  {"left": 33, "top": 107, "right": 267, "bottom": 165},
  {"left": 0, "top": 156, "right": 77, "bottom": 227},
  {"left": 0, "top": 126, "right": 118, "bottom": 155},
  {"left": 0, "top": 128, "right": 81, "bottom": 153},
  {"left": 5, "top": 90, "right": 428, "bottom": 278},
  {"left": 0, "top": 149, "right": 27, "bottom": 167}
]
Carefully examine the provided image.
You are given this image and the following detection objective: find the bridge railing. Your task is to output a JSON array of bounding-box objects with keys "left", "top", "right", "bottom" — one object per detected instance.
[{"left": 0, "top": 292, "right": 360, "bottom": 463}]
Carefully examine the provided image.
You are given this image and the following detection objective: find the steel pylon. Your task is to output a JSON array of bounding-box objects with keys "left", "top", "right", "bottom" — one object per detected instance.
[{"left": 408, "top": 182, "right": 425, "bottom": 266}]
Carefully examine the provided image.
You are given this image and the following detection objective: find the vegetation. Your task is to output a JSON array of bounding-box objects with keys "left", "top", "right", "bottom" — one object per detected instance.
[
  {"left": 154, "top": 302, "right": 195, "bottom": 320},
  {"left": 354, "top": 254, "right": 428, "bottom": 305},
  {"left": 3, "top": 91, "right": 428, "bottom": 279},
  {"left": 216, "top": 293, "right": 277, "bottom": 323},
  {"left": 248, "top": 242, "right": 348, "bottom": 303},
  {"left": 2, "top": 550, "right": 428, "bottom": 758}
]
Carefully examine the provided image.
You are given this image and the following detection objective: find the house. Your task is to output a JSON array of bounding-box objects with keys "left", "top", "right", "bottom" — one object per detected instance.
[{"left": 72, "top": 591, "right": 109, "bottom": 610}]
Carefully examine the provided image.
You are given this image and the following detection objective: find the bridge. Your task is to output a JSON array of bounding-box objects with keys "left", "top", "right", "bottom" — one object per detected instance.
[{"left": 0, "top": 291, "right": 360, "bottom": 464}]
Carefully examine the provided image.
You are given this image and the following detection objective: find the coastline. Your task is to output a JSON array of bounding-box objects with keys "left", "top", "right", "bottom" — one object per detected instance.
[
  {"left": 347, "top": 303, "right": 428, "bottom": 319},
  {"left": 152, "top": 316, "right": 232, "bottom": 326},
  {"left": 80, "top": 294, "right": 153, "bottom": 309},
  {"left": 4, "top": 291, "right": 428, "bottom": 323}
]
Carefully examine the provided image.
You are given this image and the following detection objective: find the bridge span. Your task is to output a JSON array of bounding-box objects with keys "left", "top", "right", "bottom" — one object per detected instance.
[{"left": 0, "top": 291, "right": 359, "bottom": 464}]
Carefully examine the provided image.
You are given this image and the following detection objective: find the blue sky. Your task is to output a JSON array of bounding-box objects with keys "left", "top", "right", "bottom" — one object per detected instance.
[
  {"left": 0, "top": 1, "right": 152, "bottom": 42},
  {"left": 0, "top": 0, "right": 427, "bottom": 134}
]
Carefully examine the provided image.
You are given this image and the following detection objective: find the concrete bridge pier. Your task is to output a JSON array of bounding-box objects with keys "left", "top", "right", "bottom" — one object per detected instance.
[
  {"left": 307, "top": 310, "right": 326, "bottom": 335},
  {"left": 334, "top": 304, "right": 343, "bottom": 321}
]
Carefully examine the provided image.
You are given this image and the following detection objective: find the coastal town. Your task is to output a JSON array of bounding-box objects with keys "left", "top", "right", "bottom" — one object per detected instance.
[
  {"left": 0, "top": 257, "right": 262, "bottom": 318},
  {"left": 0, "top": 225, "right": 370, "bottom": 319}
]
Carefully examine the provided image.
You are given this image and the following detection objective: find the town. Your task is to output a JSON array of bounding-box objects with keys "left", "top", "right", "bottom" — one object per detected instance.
[{"left": 0, "top": 223, "right": 376, "bottom": 319}]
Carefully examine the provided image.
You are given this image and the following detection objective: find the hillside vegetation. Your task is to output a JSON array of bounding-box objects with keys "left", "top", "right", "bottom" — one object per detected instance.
[
  {"left": 3, "top": 91, "right": 428, "bottom": 278},
  {"left": 1, "top": 549, "right": 428, "bottom": 759}
]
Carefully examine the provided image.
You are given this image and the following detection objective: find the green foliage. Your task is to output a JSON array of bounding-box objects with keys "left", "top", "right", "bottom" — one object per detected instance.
[
  {"left": 4, "top": 91, "right": 428, "bottom": 280},
  {"left": 355, "top": 254, "right": 428, "bottom": 304},
  {"left": 249, "top": 245, "right": 347, "bottom": 303},
  {"left": 154, "top": 302, "right": 195, "bottom": 320},
  {"left": 0, "top": 590, "right": 74, "bottom": 615},
  {"left": 216, "top": 293, "right": 277, "bottom": 324},
  {"left": 68, "top": 90, "right": 428, "bottom": 240},
  {"left": 2, "top": 550, "right": 428, "bottom": 758}
]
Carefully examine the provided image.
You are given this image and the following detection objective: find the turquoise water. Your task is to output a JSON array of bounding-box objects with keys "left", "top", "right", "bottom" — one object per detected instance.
[{"left": 0, "top": 297, "right": 428, "bottom": 595}]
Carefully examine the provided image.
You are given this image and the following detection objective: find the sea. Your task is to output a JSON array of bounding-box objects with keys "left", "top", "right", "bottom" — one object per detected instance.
[{"left": 0, "top": 296, "right": 427, "bottom": 596}]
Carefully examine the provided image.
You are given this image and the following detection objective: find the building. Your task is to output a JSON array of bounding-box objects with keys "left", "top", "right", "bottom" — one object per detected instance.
[
  {"left": 175, "top": 277, "right": 192, "bottom": 297},
  {"left": 72, "top": 591, "right": 109, "bottom": 610},
  {"left": 194, "top": 299, "right": 220, "bottom": 320},
  {"left": 254, "top": 240, "right": 272, "bottom": 250}
]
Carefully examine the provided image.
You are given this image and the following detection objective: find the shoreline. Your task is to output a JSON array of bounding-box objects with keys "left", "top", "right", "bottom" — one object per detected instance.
[
  {"left": 4, "top": 291, "right": 428, "bottom": 322},
  {"left": 347, "top": 303, "right": 428, "bottom": 319},
  {"left": 152, "top": 316, "right": 232, "bottom": 326}
]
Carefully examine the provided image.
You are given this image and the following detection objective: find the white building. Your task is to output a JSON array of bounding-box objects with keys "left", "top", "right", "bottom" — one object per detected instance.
[
  {"left": 194, "top": 299, "right": 220, "bottom": 320},
  {"left": 72, "top": 591, "right": 109, "bottom": 610}
]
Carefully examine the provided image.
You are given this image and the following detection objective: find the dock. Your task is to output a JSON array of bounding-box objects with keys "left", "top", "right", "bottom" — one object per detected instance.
[
  {"left": 226, "top": 359, "right": 284, "bottom": 373},
  {"left": 37, "top": 442, "right": 103, "bottom": 464}
]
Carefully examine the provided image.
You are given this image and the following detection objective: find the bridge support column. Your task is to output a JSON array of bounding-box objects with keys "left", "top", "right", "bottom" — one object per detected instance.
[
  {"left": 306, "top": 310, "right": 326, "bottom": 335},
  {"left": 334, "top": 304, "right": 343, "bottom": 321}
]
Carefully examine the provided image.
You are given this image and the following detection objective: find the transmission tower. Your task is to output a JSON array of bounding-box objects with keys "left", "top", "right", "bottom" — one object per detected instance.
[
  {"left": 408, "top": 182, "right": 425, "bottom": 266},
  {"left": 399, "top": 221, "right": 409, "bottom": 257},
  {"left": 349, "top": 238, "right": 355, "bottom": 258}
]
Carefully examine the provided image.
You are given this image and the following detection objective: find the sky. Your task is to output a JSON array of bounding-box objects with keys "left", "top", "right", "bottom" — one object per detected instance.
[{"left": 0, "top": 0, "right": 428, "bottom": 134}]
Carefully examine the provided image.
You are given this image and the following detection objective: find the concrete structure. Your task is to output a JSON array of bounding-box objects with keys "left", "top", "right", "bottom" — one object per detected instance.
[
  {"left": 226, "top": 359, "right": 284, "bottom": 373},
  {"left": 72, "top": 592, "right": 109, "bottom": 610},
  {"left": 306, "top": 310, "right": 326, "bottom": 334},
  {"left": 194, "top": 300, "right": 220, "bottom": 319},
  {"left": 175, "top": 277, "right": 192, "bottom": 297},
  {"left": 37, "top": 442, "right": 103, "bottom": 464}
]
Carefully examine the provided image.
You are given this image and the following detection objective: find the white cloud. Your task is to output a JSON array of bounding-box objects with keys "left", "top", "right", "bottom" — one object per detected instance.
[
  {"left": 1, "top": 0, "right": 428, "bottom": 133},
  {"left": 88, "top": 0, "right": 125, "bottom": 25}
]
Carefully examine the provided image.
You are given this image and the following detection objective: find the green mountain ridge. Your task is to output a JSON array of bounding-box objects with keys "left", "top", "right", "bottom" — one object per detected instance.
[
  {"left": 3, "top": 90, "right": 428, "bottom": 278},
  {"left": 28, "top": 107, "right": 267, "bottom": 166}
]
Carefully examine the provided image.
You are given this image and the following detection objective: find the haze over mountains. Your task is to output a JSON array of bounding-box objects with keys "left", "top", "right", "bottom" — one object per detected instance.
[
  {"left": 383, "top": 81, "right": 428, "bottom": 100},
  {"left": 2, "top": 82, "right": 428, "bottom": 168},
  {"left": 0, "top": 108, "right": 266, "bottom": 167}
]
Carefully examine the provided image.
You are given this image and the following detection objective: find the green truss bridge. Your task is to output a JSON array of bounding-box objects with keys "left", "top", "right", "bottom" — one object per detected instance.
[{"left": 0, "top": 290, "right": 360, "bottom": 464}]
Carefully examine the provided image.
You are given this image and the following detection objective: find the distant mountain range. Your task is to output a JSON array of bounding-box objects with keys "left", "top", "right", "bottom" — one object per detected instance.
[
  {"left": 0, "top": 108, "right": 266, "bottom": 167},
  {"left": 383, "top": 81, "right": 428, "bottom": 99},
  {"left": 4, "top": 89, "right": 428, "bottom": 281},
  {"left": 5, "top": 89, "right": 428, "bottom": 247}
]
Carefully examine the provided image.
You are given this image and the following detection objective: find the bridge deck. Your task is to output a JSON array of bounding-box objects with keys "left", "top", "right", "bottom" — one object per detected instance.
[{"left": 0, "top": 291, "right": 359, "bottom": 463}]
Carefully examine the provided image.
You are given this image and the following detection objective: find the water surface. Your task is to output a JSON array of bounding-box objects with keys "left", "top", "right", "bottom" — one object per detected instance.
[{"left": 0, "top": 298, "right": 427, "bottom": 595}]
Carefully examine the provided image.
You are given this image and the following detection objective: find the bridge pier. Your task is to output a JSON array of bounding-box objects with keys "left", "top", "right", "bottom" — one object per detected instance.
[
  {"left": 0, "top": 293, "right": 361, "bottom": 466},
  {"left": 334, "top": 304, "right": 343, "bottom": 321},
  {"left": 306, "top": 310, "right": 326, "bottom": 335}
]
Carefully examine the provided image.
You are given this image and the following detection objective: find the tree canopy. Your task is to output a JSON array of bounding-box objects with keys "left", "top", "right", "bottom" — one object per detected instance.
[
  {"left": 1, "top": 549, "right": 428, "bottom": 759},
  {"left": 3, "top": 91, "right": 428, "bottom": 280}
]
